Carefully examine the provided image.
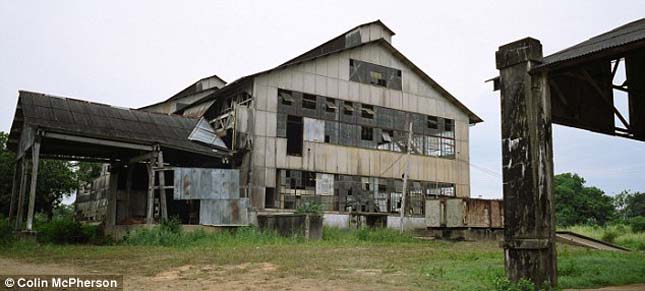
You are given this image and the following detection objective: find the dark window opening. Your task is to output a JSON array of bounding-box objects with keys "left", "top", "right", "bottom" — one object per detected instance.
[
  {"left": 361, "top": 126, "right": 373, "bottom": 141},
  {"left": 361, "top": 104, "right": 375, "bottom": 119},
  {"left": 265, "top": 187, "right": 276, "bottom": 208},
  {"left": 343, "top": 101, "right": 354, "bottom": 115},
  {"left": 444, "top": 119, "right": 454, "bottom": 132},
  {"left": 324, "top": 135, "right": 330, "bottom": 143},
  {"left": 325, "top": 98, "right": 336, "bottom": 113},
  {"left": 279, "top": 89, "right": 294, "bottom": 106},
  {"left": 427, "top": 116, "right": 438, "bottom": 129},
  {"left": 304, "top": 172, "right": 316, "bottom": 188},
  {"left": 302, "top": 94, "right": 317, "bottom": 110},
  {"left": 286, "top": 115, "right": 303, "bottom": 156}
]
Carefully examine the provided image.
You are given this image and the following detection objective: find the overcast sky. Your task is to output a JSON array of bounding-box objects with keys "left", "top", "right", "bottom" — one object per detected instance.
[{"left": 1, "top": 0, "right": 644, "bottom": 199}]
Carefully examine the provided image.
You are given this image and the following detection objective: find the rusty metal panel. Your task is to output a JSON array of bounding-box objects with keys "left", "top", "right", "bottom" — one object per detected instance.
[
  {"left": 446, "top": 198, "right": 464, "bottom": 227},
  {"left": 490, "top": 200, "right": 504, "bottom": 227},
  {"left": 466, "top": 199, "right": 490, "bottom": 227},
  {"left": 425, "top": 199, "right": 441, "bottom": 227},
  {"left": 199, "top": 198, "right": 249, "bottom": 225},
  {"left": 173, "top": 168, "right": 240, "bottom": 200}
]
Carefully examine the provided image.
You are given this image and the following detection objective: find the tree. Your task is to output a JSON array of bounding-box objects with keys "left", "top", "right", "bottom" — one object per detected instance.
[
  {"left": 615, "top": 190, "right": 645, "bottom": 220},
  {"left": 0, "top": 131, "right": 78, "bottom": 219},
  {"left": 554, "top": 173, "right": 615, "bottom": 226}
]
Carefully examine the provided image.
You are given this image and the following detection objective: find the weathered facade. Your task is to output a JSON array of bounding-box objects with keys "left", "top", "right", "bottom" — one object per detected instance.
[{"left": 166, "top": 20, "right": 482, "bottom": 226}]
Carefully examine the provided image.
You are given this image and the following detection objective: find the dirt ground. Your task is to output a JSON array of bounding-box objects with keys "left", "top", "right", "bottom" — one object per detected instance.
[{"left": 0, "top": 258, "right": 400, "bottom": 290}]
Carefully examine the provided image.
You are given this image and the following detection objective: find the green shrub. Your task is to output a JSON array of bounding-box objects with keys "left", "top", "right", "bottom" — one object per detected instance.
[
  {"left": 0, "top": 215, "right": 15, "bottom": 245},
  {"left": 295, "top": 201, "right": 323, "bottom": 215},
  {"left": 601, "top": 230, "right": 618, "bottom": 243},
  {"left": 629, "top": 216, "right": 645, "bottom": 233},
  {"left": 160, "top": 217, "right": 182, "bottom": 233}
]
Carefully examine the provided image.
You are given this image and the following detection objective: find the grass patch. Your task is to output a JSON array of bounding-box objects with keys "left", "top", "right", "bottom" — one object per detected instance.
[
  {"left": 1, "top": 226, "right": 644, "bottom": 290},
  {"left": 561, "top": 224, "right": 645, "bottom": 251}
]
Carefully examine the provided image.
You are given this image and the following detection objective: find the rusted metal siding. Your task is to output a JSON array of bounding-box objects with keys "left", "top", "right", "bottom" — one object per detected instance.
[
  {"left": 199, "top": 198, "right": 249, "bottom": 225},
  {"left": 425, "top": 197, "right": 504, "bottom": 228},
  {"left": 173, "top": 168, "right": 240, "bottom": 200}
]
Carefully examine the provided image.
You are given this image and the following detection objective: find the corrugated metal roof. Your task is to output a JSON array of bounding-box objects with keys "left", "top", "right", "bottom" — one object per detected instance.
[
  {"left": 10, "top": 91, "right": 229, "bottom": 157},
  {"left": 542, "top": 18, "right": 645, "bottom": 67}
]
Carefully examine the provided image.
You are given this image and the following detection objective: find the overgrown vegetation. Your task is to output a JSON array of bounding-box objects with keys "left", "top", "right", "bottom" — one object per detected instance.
[
  {"left": 294, "top": 201, "right": 324, "bottom": 215},
  {"left": 561, "top": 224, "right": 645, "bottom": 251}
]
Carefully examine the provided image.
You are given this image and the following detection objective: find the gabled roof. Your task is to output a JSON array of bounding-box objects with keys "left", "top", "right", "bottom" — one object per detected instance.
[
  {"left": 179, "top": 21, "right": 482, "bottom": 124},
  {"left": 540, "top": 18, "right": 645, "bottom": 69},
  {"left": 8, "top": 91, "right": 229, "bottom": 157},
  {"left": 280, "top": 20, "right": 395, "bottom": 67}
]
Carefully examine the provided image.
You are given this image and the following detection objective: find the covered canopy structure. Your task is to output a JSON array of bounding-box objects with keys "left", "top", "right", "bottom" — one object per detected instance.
[
  {"left": 6, "top": 91, "right": 230, "bottom": 231},
  {"left": 493, "top": 18, "right": 644, "bottom": 287}
]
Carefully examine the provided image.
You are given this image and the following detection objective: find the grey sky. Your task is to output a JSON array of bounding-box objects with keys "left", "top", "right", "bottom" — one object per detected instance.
[{"left": 1, "top": 0, "right": 644, "bottom": 199}]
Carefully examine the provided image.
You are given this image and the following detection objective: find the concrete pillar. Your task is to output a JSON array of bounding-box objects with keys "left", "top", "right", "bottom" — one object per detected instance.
[
  {"left": 157, "top": 151, "right": 168, "bottom": 220},
  {"left": 26, "top": 140, "right": 41, "bottom": 231},
  {"left": 146, "top": 160, "right": 155, "bottom": 224},
  {"left": 495, "top": 38, "right": 556, "bottom": 287}
]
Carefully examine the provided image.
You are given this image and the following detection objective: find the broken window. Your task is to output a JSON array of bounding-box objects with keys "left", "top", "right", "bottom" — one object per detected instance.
[
  {"left": 286, "top": 115, "right": 303, "bottom": 156},
  {"left": 302, "top": 94, "right": 317, "bottom": 110},
  {"left": 427, "top": 116, "right": 438, "bottom": 129},
  {"left": 349, "top": 59, "right": 402, "bottom": 90},
  {"left": 304, "top": 171, "right": 316, "bottom": 188},
  {"left": 361, "top": 126, "right": 373, "bottom": 141},
  {"left": 343, "top": 101, "right": 354, "bottom": 115},
  {"left": 370, "top": 71, "right": 386, "bottom": 87},
  {"left": 361, "top": 104, "right": 375, "bottom": 119},
  {"left": 444, "top": 119, "right": 454, "bottom": 135},
  {"left": 279, "top": 89, "right": 294, "bottom": 106},
  {"left": 325, "top": 98, "right": 336, "bottom": 113}
]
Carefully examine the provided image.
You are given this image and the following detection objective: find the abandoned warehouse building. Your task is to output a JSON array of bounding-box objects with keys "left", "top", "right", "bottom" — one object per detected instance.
[{"left": 7, "top": 20, "right": 493, "bottom": 231}]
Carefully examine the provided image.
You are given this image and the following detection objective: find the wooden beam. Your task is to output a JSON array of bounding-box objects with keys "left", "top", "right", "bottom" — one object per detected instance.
[
  {"left": 146, "top": 160, "right": 155, "bottom": 224},
  {"left": 15, "top": 158, "right": 28, "bottom": 230},
  {"left": 128, "top": 151, "right": 159, "bottom": 164},
  {"left": 496, "top": 38, "right": 557, "bottom": 287},
  {"left": 43, "top": 132, "right": 153, "bottom": 151},
  {"left": 26, "top": 139, "right": 41, "bottom": 231},
  {"left": 579, "top": 69, "right": 631, "bottom": 130},
  {"left": 106, "top": 167, "right": 119, "bottom": 227},
  {"left": 8, "top": 161, "right": 19, "bottom": 223},
  {"left": 157, "top": 151, "right": 168, "bottom": 220}
]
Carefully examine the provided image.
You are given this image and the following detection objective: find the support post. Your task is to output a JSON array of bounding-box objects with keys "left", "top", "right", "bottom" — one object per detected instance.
[
  {"left": 496, "top": 38, "right": 556, "bottom": 287},
  {"left": 124, "top": 165, "right": 134, "bottom": 221},
  {"left": 15, "top": 158, "right": 28, "bottom": 230},
  {"left": 146, "top": 159, "right": 155, "bottom": 225},
  {"left": 106, "top": 166, "right": 119, "bottom": 227},
  {"left": 157, "top": 151, "right": 168, "bottom": 220},
  {"left": 399, "top": 122, "right": 413, "bottom": 234},
  {"left": 26, "top": 140, "right": 41, "bottom": 231},
  {"left": 8, "top": 161, "right": 20, "bottom": 223}
]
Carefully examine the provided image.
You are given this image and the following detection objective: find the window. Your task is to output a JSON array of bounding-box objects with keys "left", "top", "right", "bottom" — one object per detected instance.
[
  {"left": 349, "top": 59, "right": 402, "bottom": 90},
  {"left": 279, "top": 89, "right": 294, "bottom": 106},
  {"left": 325, "top": 98, "right": 336, "bottom": 113},
  {"left": 343, "top": 101, "right": 354, "bottom": 115},
  {"left": 427, "top": 116, "right": 438, "bottom": 129},
  {"left": 286, "top": 115, "right": 303, "bottom": 156},
  {"left": 361, "top": 126, "right": 373, "bottom": 141},
  {"left": 361, "top": 104, "right": 375, "bottom": 119},
  {"left": 302, "top": 94, "right": 317, "bottom": 110},
  {"left": 369, "top": 71, "right": 385, "bottom": 87},
  {"left": 304, "top": 172, "right": 316, "bottom": 188},
  {"left": 444, "top": 119, "right": 454, "bottom": 133}
]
